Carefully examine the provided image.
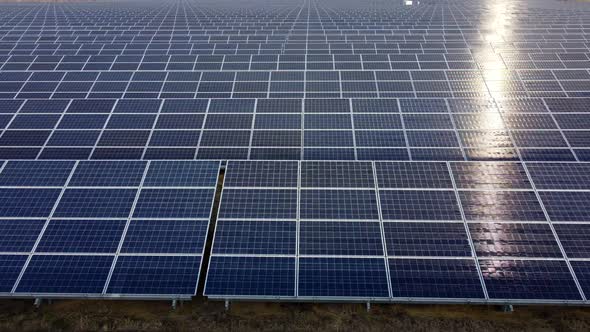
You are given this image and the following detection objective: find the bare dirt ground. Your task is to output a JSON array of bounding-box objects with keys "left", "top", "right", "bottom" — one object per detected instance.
[{"left": 1, "top": 298, "right": 590, "bottom": 331}]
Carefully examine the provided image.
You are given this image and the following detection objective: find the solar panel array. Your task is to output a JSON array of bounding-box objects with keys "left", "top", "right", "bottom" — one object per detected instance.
[
  {"left": 0, "top": 160, "right": 219, "bottom": 299},
  {"left": 0, "top": 0, "right": 589, "bottom": 303},
  {"left": 205, "top": 160, "right": 590, "bottom": 303},
  {"left": 0, "top": 0, "right": 588, "bottom": 161}
]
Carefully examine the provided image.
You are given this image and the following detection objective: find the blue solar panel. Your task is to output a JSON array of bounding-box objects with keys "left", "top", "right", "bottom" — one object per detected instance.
[
  {"left": 389, "top": 258, "right": 484, "bottom": 299},
  {"left": 300, "top": 189, "right": 379, "bottom": 220},
  {"left": 538, "top": 192, "right": 590, "bottom": 222},
  {"left": 570, "top": 261, "right": 590, "bottom": 299},
  {"left": 121, "top": 220, "right": 209, "bottom": 254},
  {"left": 459, "top": 191, "right": 546, "bottom": 222},
  {"left": 0, "top": 219, "right": 45, "bottom": 252},
  {"left": 69, "top": 161, "right": 147, "bottom": 187},
  {"left": 479, "top": 259, "right": 582, "bottom": 300},
  {"left": 298, "top": 258, "right": 389, "bottom": 298},
  {"left": 106, "top": 256, "right": 201, "bottom": 295},
  {"left": 143, "top": 161, "right": 219, "bottom": 187},
  {"left": 527, "top": 164, "right": 590, "bottom": 190},
  {"left": 133, "top": 189, "right": 215, "bottom": 219},
  {"left": 469, "top": 223, "right": 562, "bottom": 258},
  {"left": 299, "top": 221, "right": 383, "bottom": 256},
  {"left": 36, "top": 219, "right": 126, "bottom": 253},
  {"left": 16, "top": 255, "right": 113, "bottom": 294},
  {"left": 379, "top": 190, "right": 462, "bottom": 221},
  {"left": 300, "top": 161, "right": 374, "bottom": 188},
  {"left": 384, "top": 222, "right": 471, "bottom": 257},
  {"left": 0, "top": 160, "right": 74, "bottom": 186},
  {"left": 205, "top": 256, "right": 295, "bottom": 297},
  {"left": 223, "top": 161, "right": 298, "bottom": 188},
  {"left": 0, "top": 255, "right": 28, "bottom": 292},
  {"left": 0, "top": 188, "right": 61, "bottom": 218},
  {"left": 219, "top": 189, "right": 297, "bottom": 219},
  {"left": 1, "top": 0, "right": 590, "bottom": 304},
  {"left": 213, "top": 220, "right": 296, "bottom": 255},
  {"left": 554, "top": 224, "right": 590, "bottom": 259},
  {"left": 375, "top": 162, "right": 452, "bottom": 189},
  {"left": 450, "top": 162, "right": 532, "bottom": 189},
  {"left": 54, "top": 189, "right": 137, "bottom": 218}
]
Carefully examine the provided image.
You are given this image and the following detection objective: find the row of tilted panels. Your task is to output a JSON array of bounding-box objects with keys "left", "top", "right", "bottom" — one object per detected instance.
[
  {"left": 1, "top": 98, "right": 590, "bottom": 162},
  {"left": 1, "top": 159, "right": 590, "bottom": 304}
]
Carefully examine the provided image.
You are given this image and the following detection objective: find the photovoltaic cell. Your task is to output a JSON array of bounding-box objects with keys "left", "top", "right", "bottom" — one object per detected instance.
[
  {"left": 300, "top": 189, "right": 379, "bottom": 220},
  {"left": 213, "top": 220, "right": 296, "bottom": 255},
  {"left": 16, "top": 255, "right": 113, "bottom": 294},
  {"left": 389, "top": 259, "right": 484, "bottom": 298},
  {"left": 36, "top": 219, "right": 126, "bottom": 253},
  {"left": 133, "top": 189, "right": 215, "bottom": 219},
  {"left": 205, "top": 256, "right": 295, "bottom": 297},
  {"left": 298, "top": 258, "right": 389, "bottom": 298},
  {"left": 106, "top": 256, "right": 201, "bottom": 295},
  {"left": 379, "top": 190, "right": 462, "bottom": 221},
  {"left": 383, "top": 222, "right": 471, "bottom": 257},
  {"left": 299, "top": 221, "right": 383, "bottom": 256},
  {"left": 479, "top": 259, "right": 582, "bottom": 300}
]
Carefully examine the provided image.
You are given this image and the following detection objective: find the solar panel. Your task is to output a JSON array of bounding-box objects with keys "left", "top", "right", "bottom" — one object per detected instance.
[
  {"left": 0, "top": 160, "right": 219, "bottom": 299},
  {"left": 1, "top": 0, "right": 590, "bottom": 305}
]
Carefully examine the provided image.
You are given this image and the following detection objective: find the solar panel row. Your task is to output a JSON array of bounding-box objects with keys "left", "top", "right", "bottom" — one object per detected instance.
[
  {"left": 0, "top": 97, "right": 589, "bottom": 161},
  {"left": 205, "top": 160, "right": 590, "bottom": 303},
  {"left": 0, "top": 160, "right": 219, "bottom": 299}
]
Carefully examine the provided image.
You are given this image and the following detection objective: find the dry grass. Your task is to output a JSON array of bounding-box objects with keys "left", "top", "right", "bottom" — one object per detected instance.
[{"left": 1, "top": 298, "right": 590, "bottom": 331}]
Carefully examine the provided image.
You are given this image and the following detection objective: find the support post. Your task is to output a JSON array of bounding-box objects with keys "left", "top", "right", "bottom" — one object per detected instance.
[
  {"left": 366, "top": 302, "right": 371, "bottom": 312},
  {"left": 501, "top": 304, "right": 513, "bottom": 313},
  {"left": 171, "top": 299, "right": 177, "bottom": 310},
  {"left": 34, "top": 298, "right": 42, "bottom": 308},
  {"left": 224, "top": 300, "right": 230, "bottom": 311}
]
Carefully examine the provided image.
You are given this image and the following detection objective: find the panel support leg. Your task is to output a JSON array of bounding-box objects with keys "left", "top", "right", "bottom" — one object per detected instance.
[
  {"left": 225, "top": 300, "right": 230, "bottom": 311},
  {"left": 34, "top": 298, "right": 42, "bottom": 308},
  {"left": 366, "top": 302, "right": 371, "bottom": 312},
  {"left": 501, "top": 304, "right": 513, "bottom": 313},
  {"left": 171, "top": 299, "right": 177, "bottom": 310}
]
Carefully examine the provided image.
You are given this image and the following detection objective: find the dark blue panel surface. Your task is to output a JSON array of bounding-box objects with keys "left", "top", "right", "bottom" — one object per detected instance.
[
  {"left": 69, "top": 161, "right": 147, "bottom": 187},
  {"left": 298, "top": 258, "right": 389, "bottom": 298},
  {"left": 300, "top": 189, "right": 379, "bottom": 220},
  {"left": 206, "top": 256, "right": 295, "bottom": 297},
  {"left": 539, "top": 192, "right": 590, "bottom": 222},
  {"left": 0, "top": 255, "right": 28, "bottom": 292},
  {"left": 224, "top": 161, "right": 298, "bottom": 187},
  {"left": 384, "top": 222, "right": 471, "bottom": 257},
  {"left": 0, "top": 188, "right": 61, "bottom": 217},
  {"left": 300, "top": 161, "right": 374, "bottom": 188},
  {"left": 16, "top": 255, "right": 113, "bottom": 294},
  {"left": 219, "top": 189, "right": 297, "bottom": 219},
  {"left": 106, "top": 256, "right": 201, "bottom": 295},
  {"left": 0, "top": 219, "right": 45, "bottom": 252},
  {"left": 54, "top": 189, "right": 137, "bottom": 218},
  {"left": 480, "top": 259, "right": 582, "bottom": 300},
  {"left": 143, "top": 161, "right": 219, "bottom": 187},
  {"left": 213, "top": 220, "right": 296, "bottom": 255},
  {"left": 527, "top": 164, "right": 590, "bottom": 190},
  {"left": 299, "top": 221, "right": 383, "bottom": 256},
  {"left": 554, "top": 224, "right": 590, "bottom": 258},
  {"left": 36, "top": 219, "right": 126, "bottom": 253},
  {"left": 389, "top": 259, "right": 484, "bottom": 298},
  {"left": 375, "top": 162, "right": 452, "bottom": 189},
  {"left": 459, "top": 191, "right": 546, "bottom": 221},
  {"left": 379, "top": 190, "right": 461, "bottom": 221},
  {"left": 450, "top": 162, "right": 531, "bottom": 189},
  {"left": 570, "top": 261, "right": 590, "bottom": 299},
  {"left": 122, "top": 219, "right": 209, "bottom": 254},
  {"left": 469, "top": 223, "right": 562, "bottom": 258},
  {"left": 133, "top": 189, "right": 215, "bottom": 219}
]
